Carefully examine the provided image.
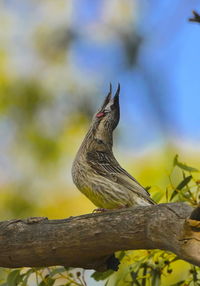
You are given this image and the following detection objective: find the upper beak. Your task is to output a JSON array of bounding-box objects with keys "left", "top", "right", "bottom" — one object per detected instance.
[
  {"left": 96, "top": 83, "right": 120, "bottom": 129},
  {"left": 96, "top": 83, "right": 120, "bottom": 122},
  {"left": 104, "top": 83, "right": 120, "bottom": 112}
]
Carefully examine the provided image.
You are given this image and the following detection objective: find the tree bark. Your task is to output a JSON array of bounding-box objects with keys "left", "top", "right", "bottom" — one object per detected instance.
[{"left": 0, "top": 202, "right": 200, "bottom": 271}]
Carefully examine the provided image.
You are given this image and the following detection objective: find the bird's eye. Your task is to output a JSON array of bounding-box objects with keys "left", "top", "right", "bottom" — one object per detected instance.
[
  {"left": 96, "top": 138, "right": 103, "bottom": 144},
  {"left": 104, "top": 109, "right": 110, "bottom": 113}
]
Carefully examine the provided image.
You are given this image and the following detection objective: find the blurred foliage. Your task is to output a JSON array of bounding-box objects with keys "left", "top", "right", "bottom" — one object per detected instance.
[
  {"left": 0, "top": 267, "right": 87, "bottom": 286},
  {"left": 34, "top": 26, "right": 75, "bottom": 64}
]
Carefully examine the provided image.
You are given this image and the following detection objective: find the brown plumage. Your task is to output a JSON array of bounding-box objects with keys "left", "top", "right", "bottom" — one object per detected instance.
[{"left": 71, "top": 84, "right": 155, "bottom": 209}]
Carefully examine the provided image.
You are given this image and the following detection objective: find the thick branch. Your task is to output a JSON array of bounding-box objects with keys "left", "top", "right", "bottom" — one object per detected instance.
[{"left": 0, "top": 203, "right": 200, "bottom": 271}]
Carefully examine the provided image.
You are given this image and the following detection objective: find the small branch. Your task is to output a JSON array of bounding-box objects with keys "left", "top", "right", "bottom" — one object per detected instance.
[
  {"left": 189, "top": 10, "right": 200, "bottom": 23},
  {"left": 0, "top": 203, "right": 200, "bottom": 271}
]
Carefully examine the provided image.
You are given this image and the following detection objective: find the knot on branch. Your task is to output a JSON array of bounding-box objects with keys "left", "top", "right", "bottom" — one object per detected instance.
[
  {"left": 182, "top": 205, "right": 200, "bottom": 238},
  {"left": 189, "top": 205, "right": 200, "bottom": 222}
]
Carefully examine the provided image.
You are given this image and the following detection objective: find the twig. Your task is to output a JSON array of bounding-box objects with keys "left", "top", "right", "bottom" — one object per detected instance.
[{"left": 189, "top": 10, "right": 200, "bottom": 24}]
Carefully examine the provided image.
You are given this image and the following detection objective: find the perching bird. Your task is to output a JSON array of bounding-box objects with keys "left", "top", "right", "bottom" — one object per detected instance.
[{"left": 71, "top": 84, "right": 155, "bottom": 209}]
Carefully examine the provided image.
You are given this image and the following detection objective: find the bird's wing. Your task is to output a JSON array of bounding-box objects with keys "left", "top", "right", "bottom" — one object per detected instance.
[{"left": 86, "top": 151, "right": 154, "bottom": 203}]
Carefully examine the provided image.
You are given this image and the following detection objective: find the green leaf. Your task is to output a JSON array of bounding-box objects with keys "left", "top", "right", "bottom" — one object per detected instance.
[
  {"left": 49, "top": 267, "right": 66, "bottom": 277},
  {"left": 39, "top": 276, "right": 55, "bottom": 286},
  {"left": 91, "top": 270, "right": 114, "bottom": 281},
  {"left": 170, "top": 256, "right": 180, "bottom": 263},
  {"left": 21, "top": 269, "right": 34, "bottom": 286},
  {"left": 173, "top": 155, "right": 199, "bottom": 172},
  {"left": 151, "top": 275, "right": 161, "bottom": 286},
  {"left": 170, "top": 176, "right": 192, "bottom": 200},
  {"left": 170, "top": 281, "right": 185, "bottom": 286},
  {"left": 176, "top": 175, "right": 192, "bottom": 190},
  {"left": 130, "top": 271, "right": 140, "bottom": 286},
  {"left": 145, "top": 186, "right": 151, "bottom": 192},
  {"left": 104, "top": 280, "right": 110, "bottom": 286},
  {"left": 153, "top": 191, "right": 164, "bottom": 203},
  {"left": 151, "top": 269, "right": 161, "bottom": 286},
  {"left": 170, "top": 190, "right": 178, "bottom": 201},
  {"left": 117, "top": 250, "right": 126, "bottom": 261},
  {"left": 7, "top": 270, "right": 22, "bottom": 286}
]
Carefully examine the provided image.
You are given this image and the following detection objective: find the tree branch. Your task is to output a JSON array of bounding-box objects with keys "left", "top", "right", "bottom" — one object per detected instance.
[
  {"left": 0, "top": 203, "right": 200, "bottom": 271},
  {"left": 189, "top": 10, "right": 200, "bottom": 23}
]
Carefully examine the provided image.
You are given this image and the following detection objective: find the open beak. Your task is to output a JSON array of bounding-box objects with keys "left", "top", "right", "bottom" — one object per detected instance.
[
  {"left": 104, "top": 83, "right": 120, "bottom": 112},
  {"left": 96, "top": 83, "right": 120, "bottom": 122}
]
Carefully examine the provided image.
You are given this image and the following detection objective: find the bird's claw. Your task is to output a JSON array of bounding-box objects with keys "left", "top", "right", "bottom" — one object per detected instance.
[{"left": 93, "top": 208, "right": 108, "bottom": 213}]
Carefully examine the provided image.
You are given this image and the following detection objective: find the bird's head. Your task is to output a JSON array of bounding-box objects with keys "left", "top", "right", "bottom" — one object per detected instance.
[
  {"left": 93, "top": 83, "right": 120, "bottom": 131},
  {"left": 90, "top": 83, "right": 120, "bottom": 148}
]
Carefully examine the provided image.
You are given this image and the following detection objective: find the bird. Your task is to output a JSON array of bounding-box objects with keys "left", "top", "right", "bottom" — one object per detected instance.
[{"left": 71, "top": 84, "right": 155, "bottom": 210}]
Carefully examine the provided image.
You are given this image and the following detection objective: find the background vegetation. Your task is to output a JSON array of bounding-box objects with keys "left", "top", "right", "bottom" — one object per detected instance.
[{"left": 0, "top": 0, "right": 200, "bottom": 285}]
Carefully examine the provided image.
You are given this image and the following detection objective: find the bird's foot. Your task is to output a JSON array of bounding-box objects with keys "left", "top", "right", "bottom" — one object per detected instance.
[
  {"left": 93, "top": 205, "right": 129, "bottom": 213},
  {"left": 93, "top": 208, "right": 109, "bottom": 213}
]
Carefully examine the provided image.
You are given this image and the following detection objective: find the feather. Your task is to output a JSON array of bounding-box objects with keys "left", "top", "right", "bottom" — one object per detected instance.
[{"left": 86, "top": 151, "right": 155, "bottom": 204}]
